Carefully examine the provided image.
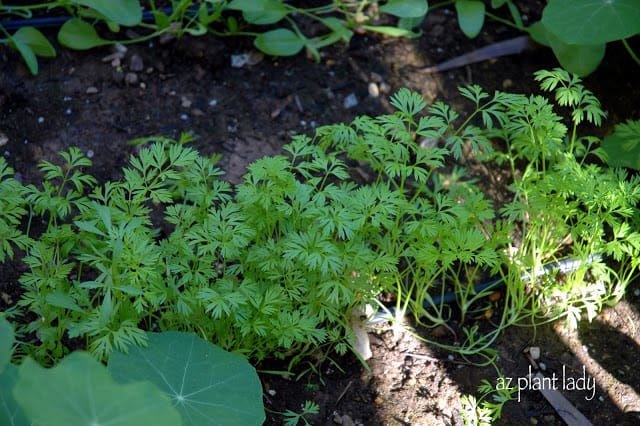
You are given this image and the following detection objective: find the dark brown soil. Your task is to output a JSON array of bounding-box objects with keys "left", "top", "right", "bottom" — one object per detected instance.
[{"left": 2, "top": 3, "right": 640, "bottom": 425}]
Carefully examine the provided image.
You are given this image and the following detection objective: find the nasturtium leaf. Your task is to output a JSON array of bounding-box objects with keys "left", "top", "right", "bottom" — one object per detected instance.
[
  {"left": 9, "top": 27, "right": 56, "bottom": 75},
  {"left": 8, "top": 37, "right": 38, "bottom": 75},
  {"left": 71, "top": 0, "right": 142, "bottom": 26},
  {"left": 254, "top": 29, "right": 305, "bottom": 56},
  {"left": 0, "top": 364, "right": 29, "bottom": 426},
  {"left": 602, "top": 120, "right": 640, "bottom": 170},
  {"left": 380, "top": 0, "right": 429, "bottom": 18},
  {"left": 108, "top": 331, "right": 265, "bottom": 426},
  {"left": 242, "top": 1, "right": 290, "bottom": 24},
  {"left": 58, "top": 18, "right": 112, "bottom": 50},
  {"left": 398, "top": 15, "right": 426, "bottom": 31},
  {"left": 227, "top": 0, "right": 277, "bottom": 12},
  {"left": 12, "top": 27, "right": 56, "bottom": 58},
  {"left": 545, "top": 28, "right": 605, "bottom": 77},
  {"left": 0, "top": 317, "right": 13, "bottom": 373},
  {"left": 455, "top": 0, "right": 485, "bottom": 38},
  {"left": 13, "top": 353, "right": 181, "bottom": 426},
  {"left": 542, "top": 0, "right": 640, "bottom": 45},
  {"left": 527, "top": 21, "right": 550, "bottom": 47}
]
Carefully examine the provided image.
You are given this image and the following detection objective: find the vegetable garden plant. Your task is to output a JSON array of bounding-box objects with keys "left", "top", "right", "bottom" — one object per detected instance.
[
  {"left": 1, "top": 69, "right": 639, "bottom": 424},
  {"left": 2, "top": 0, "right": 638, "bottom": 75}
]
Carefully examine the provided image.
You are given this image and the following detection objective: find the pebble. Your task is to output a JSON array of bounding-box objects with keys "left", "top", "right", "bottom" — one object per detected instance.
[
  {"left": 343, "top": 93, "right": 358, "bottom": 109},
  {"left": 0, "top": 134, "right": 8, "bottom": 147},
  {"left": 86, "top": 86, "right": 99, "bottom": 94},
  {"left": 129, "top": 54, "right": 144, "bottom": 72},
  {"left": 124, "top": 72, "right": 138, "bottom": 85},
  {"left": 86, "top": 149, "right": 94, "bottom": 159},
  {"left": 208, "top": 99, "right": 218, "bottom": 107},
  {"left": 180, "top": 114, "right": 188, "bottom": 121},
  {"left": 181, "top": 96, "right": 192, "bottom": 108},
  {"left": 102, "top": 51, "right": 125, "bottom": 63},
  {"left": 529, "top": 346, "right": 540, "bottom": 360},
  {"left": 368, "top": 82, "right": 380, "bottom": 98},
  {"left": 37, "top": 116, "right": 44, "bottom": 124},
  {"left": 340, "top": 415, "right": 355, "bottom": 426}
]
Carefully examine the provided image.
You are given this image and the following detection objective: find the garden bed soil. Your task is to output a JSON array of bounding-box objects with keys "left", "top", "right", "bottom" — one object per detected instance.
[{"left": 2, "top": 3, "right": 640, "bottom": 425}]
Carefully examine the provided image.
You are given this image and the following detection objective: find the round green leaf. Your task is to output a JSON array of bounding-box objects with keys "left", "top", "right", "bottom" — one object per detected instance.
[
  {"left": 542, "top": 0, "right": 640, "bottom": 45},
  {"left": 71, "top": 0, "right": 142, "bottom": 26},
  {"left": 601, "top": 120, "right": 640, "bottom": 170},
  {"left": 242, "top": 0, "right": 290, "bottom": 24},
  {"left": 228, "top": 0, "right": 276, "bottom": 12},
  {"left": 254, "top": 29, "right": 305, "bottom": 56},
  {"left": 13, "top": 353, "right": 182, "bottom": 426},
  {"left": 58, "top": 18, "right": 112, "bottom": 50},
  {"left": 0, "top": 317, "right": 13, "bottom": 373},
  {"left": 545, "top": 28, "right": 606, "bottom": 76},
  {"left": 108, "top": 332, "right": 265, "bottom": 426},
  {"left": 455, "top": 0, "right": 486, "bottom": 38},
  {"left": 380, "top": 0, "right": 429, "bottom": 18},
  {"left": 12, "top": 27, "right": 56, "bottom": 57},
  {"left": 8, "top": 37, "right": 38, "bottom": 75},
  {"left": 0, "top": 364, "right": 29, "bottom": 426}
]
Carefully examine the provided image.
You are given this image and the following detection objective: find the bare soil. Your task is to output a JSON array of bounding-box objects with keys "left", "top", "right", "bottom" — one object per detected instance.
[{"left": 2, "top": 3, "right": 640, "bottom": 425}]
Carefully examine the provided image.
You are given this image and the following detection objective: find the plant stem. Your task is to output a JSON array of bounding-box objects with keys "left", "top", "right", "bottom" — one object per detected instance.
[{"left": 622, "top": 38, "right": 640, "bottom": 66}]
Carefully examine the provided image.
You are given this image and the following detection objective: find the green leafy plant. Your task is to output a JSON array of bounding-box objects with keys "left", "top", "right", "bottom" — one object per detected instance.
[
  {"left": 1, "top": 0, "right": 427, "bottom": 73},
  {"left": 601, "top": 118, "right": 640, "bottom": 171},
  {"left": 282, "top": 400, "right": 320, "bottom": 426},
  {"left": 0, "top": 25, "right": 56, "bottom": 74},
  {"left": 0, "top": 317, "right": 265, "bottom": 426},
  {"left": 1, "top": 72, "right": 639, "bottom": 426},
  {"left": 2, "top": 70, "right": 639, "bottom": 371},
  {"left": 460, "top": 377, "right": 516, "bottom": 426},
  {"left": 486, "top": 0, "right": 640, "bottom": 75}
]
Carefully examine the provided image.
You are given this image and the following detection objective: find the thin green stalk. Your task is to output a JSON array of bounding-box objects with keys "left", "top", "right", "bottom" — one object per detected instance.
[{"left": 622, "top": 38, "right": 640, "bottom": 66}]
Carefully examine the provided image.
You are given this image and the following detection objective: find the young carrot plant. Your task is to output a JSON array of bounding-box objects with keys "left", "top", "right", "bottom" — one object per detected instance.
[{"left": 1, "top": 70, "right": 638, "bottom": 371}]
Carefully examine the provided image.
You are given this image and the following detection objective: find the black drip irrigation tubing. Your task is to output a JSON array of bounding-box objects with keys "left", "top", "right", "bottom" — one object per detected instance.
[
  {"left": 370, "top": 254, "right": 602, "bottom": 323},
  {"left": 0, "top": 7, "right": 179, "bottom": 31}
]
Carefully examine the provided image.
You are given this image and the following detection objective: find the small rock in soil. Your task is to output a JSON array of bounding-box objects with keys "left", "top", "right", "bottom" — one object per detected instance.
[
  {"left": 368, "top": 82, "right": 380, "bottom": 98},
  {"left": 529, "top": 346, "right": 541, "bottom": 360},
  {"left": 340, "top": 414, "right": 355, "bottom": 426},
  {"left": 124, "top": 73, "right": 138, "bottom": 85},
  {"left": 86, "top": 86, "right": 99, "bottom": 94},
  {"left": 343, "top": 93, "right": 358, "bottom": 109},
  {"left": 130, "top": 54, "right": 144, "bottom": 72}
]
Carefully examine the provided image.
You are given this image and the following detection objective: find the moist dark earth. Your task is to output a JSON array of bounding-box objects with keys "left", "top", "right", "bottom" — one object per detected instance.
[{"left": 2, "top": 2, "right": 640, "bottom": 425}]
